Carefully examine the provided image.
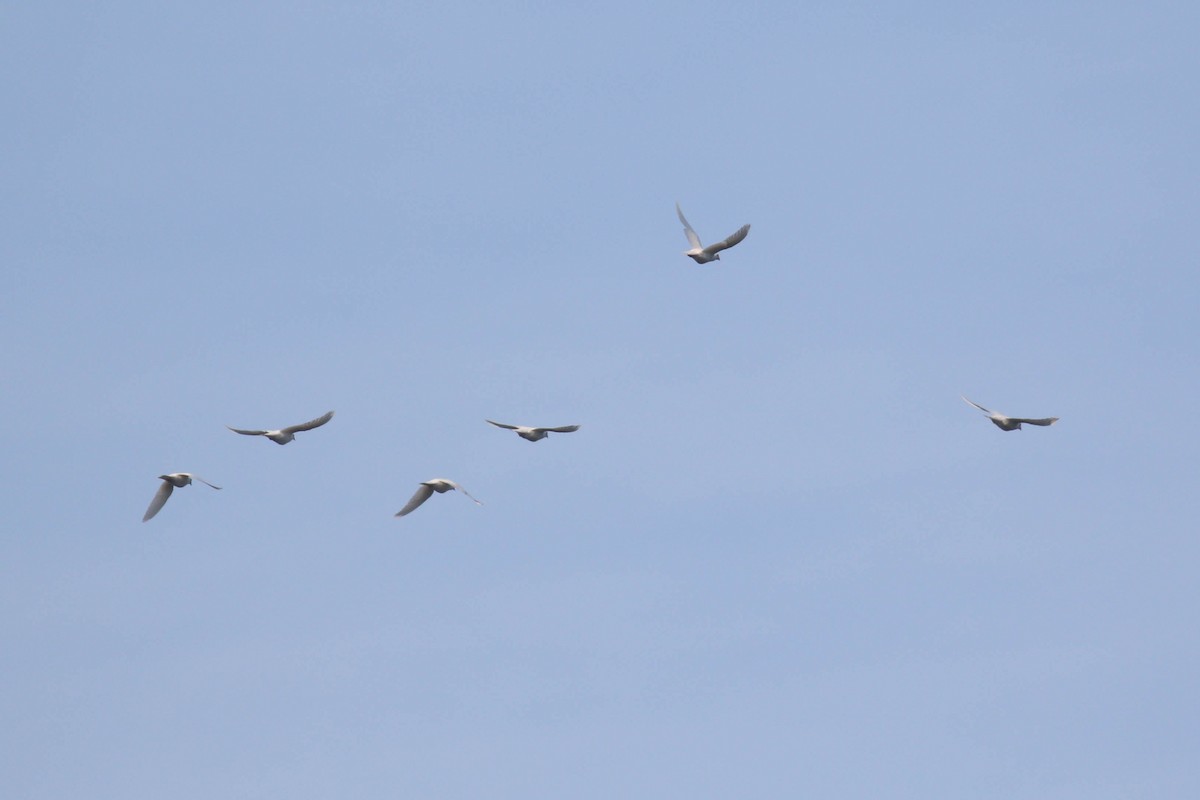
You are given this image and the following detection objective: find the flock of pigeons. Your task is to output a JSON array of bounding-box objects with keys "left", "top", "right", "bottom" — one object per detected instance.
[
  {"left": 142, "top": 204, "right": 1059, "bottom": 523},
  {"left": 141, "top": 409, "right": 582, "bottom": 522}
]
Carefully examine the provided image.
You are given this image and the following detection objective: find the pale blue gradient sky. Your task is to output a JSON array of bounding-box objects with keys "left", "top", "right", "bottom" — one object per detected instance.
[{"left": 3, "top": 2, "right": 1199, "bottom": 798}]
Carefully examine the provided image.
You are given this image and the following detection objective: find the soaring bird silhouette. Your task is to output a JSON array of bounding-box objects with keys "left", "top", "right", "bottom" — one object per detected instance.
[
  {"left": 143, "top": 473, "right": 221, "bottom": 522},
  {"left": 485, "top": 419, "right": 580, "bottom": 442},
  {"left": 676, "top": 203, "right": 750, "bottom": 264},
  {"left": 227, "top": 410, "right": 334, "bottom": 445},
  {"left": 395, "top": 479, "right": 482, "bottom": 517},
  {"left": 961, "top": 396, "right": 1059, "bottom": 431}
]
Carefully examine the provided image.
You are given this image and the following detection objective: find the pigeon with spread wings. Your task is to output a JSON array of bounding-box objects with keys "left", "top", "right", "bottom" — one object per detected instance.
[
  {"left": 395, "top": 479, "right": 482, "bottom": 517},
  {"left": 143, "top": 473, "right": 221, "bottom": 522},
  {"left": 485, "top": 419, "right": 580, "bottom": 442},
  {"left": 961, "top": 396, "right": 1059, "bottom": 431},
  {"left": 676, "top": 203, "right": 750, "bottom": 264},
  {"left": 227, "top": 410, "right": 334, "bottom": 445}
]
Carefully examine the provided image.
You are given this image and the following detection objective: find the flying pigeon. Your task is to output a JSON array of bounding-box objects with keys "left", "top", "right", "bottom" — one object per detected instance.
[
  {"left": 395, "top": 478, "right": 482, "bottom": 517},
  {"left": 961, "top": 396, "right": 1059, "bottom": 431},
  {"left": 485, "top": 419, "right": 580, "bottom": 442},
  {"left": 227, "top": 410, "right": 334, "bottom": 445},
  {"left": 676, "top": 202, "right": 750, "bottom": 264},
  {"left": 143, "top": 473, "right": 221, "bottom": 522}
]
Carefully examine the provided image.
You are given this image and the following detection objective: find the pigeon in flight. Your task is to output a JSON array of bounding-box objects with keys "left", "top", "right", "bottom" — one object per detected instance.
[
  {"left": 961, "top": 396, "right": 1059, "bottom": 431},
  {"left": 676, "top": 202, "right": 750, "bottom": 264},
  {"left": 143, "top": 473, "right": 221, "bottom": 522},
  {"left": 227, "top": 410, "right": 334, "bottom": 445},
  {"left": 395, "top": 478, "right": 482, "bottom": 517},
  {"left": 485, "top": 419, "right": 580, "bottom": 442}
]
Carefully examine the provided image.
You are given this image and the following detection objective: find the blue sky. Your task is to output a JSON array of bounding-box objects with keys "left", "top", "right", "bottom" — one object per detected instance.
[{"left": 3, "top": 2, "right": 1198, "bottom": 797}]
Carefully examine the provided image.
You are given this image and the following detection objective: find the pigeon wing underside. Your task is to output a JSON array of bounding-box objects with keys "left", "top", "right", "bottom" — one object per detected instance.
[
  {"left": 283, "top": 410, "right": 335, "bottom": 434},
  {"left": 449, "top": 482, "right": 482, "bottom": 505},
  {"left": 704, "top": 224, "right": 750, "bottom": 255},
  {"left": 396, "top": 484, "right": 435, "bottom": 517},
  {"left": 960, "top": 396, "right": 994, "bottom": 415},
  {"left": 676, "top": 204, "right": 702, "bottom": 249},
  {"left": 188, "top": 475, "right": 222, "bottom": 490},
  {"left": 143, "top": 482, "right": 174, "bottom": 522}
]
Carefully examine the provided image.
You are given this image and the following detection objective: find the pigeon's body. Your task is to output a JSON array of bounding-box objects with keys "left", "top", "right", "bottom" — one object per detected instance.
[
  {"left": 227, "top": 410, "right": 334, "bottom": 445},
  {"left": 676, "top": 203, "right": 750, "bottom": 264},
  {"left": 395, "top": 478, "right": 482, "bottom": 517},
  {"left": 961, "top": 396, "right": 1059, "bottom": 431},
  {"left": 143, "top": 473, "right": 221, "bottom": 522},
  {"left": 485, "top": 419, "right": 580, "bottom": 442}
]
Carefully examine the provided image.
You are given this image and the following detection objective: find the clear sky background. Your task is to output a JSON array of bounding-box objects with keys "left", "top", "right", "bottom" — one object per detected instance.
[{"left": 3, "top": 2, "right": 1198, "bottom": 797}]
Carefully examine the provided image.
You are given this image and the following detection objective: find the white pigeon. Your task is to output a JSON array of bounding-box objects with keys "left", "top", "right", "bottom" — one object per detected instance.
[
  {"left": 395, "top": 478, "right": 482, "bottom": 517},
  {"left": 676, "top": 202, "right": 750, "bottom": 264},
  {"left": 485, "top": 419, "right": 580, "bottom": 442},
  {"left": 961, "top": 396, "right": 1059, "bottom": 432},
  {"left": 143, "top": 473, "right": 221, "bottom": 522},
  {"left": 227, "top": 410, "right": 334, "bottom": 445}
]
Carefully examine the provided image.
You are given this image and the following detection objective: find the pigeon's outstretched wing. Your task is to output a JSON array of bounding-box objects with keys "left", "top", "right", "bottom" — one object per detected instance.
[
  {"left": 702, "top": 224, "right": 750, "bottom": 257},
  {"left": 676, "top": 203, "right": 703, "bottom": 249},
  {"left": 281, "top": 410, "right": 334, "bottom": 434},
  {"left": 1008, "top": 416, "right": 1059, "bottom": 427},
  {"left": 186, "top": 474, "right": 222, "bottom": 490},
  {"left": 395, "top": 484, "right": 435, "bottom": 517},
  {"left": 541, "top": 425, "right": 581, "bottom": 433},
  {"left": 227, "top": 426, "right": 269, "bottom": 436},
  {"left": 961, "top": 396, "right": 995, "bottom": 415},
  {"left": 143, "top": 482, "right": 174, "bottom": 522},
  {"left": 445, "top": 480, "right": 483, "bottom": 505},
  {"left": 485, "top": 419, "right": 520, "bottom": 431}
]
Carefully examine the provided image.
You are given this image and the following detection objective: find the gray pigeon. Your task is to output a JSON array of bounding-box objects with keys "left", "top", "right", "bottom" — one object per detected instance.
[
  {"left": 962, "top": 396, "right": 1059, "bottom": 431},
  {"left": 227, "top": 410, "right": 334, "bottom": 445},
  {"left": 395, "top": 479, "right": 482, "bottom": 517},
  {"left": 143, "top": 473, "right": 221, "bottom": 522},
  {"left": 485, "top": 419, "right": 580, "bottom": 442},
  {"left": 676, "top": 203, "right": 750, "bottom": 264}
]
